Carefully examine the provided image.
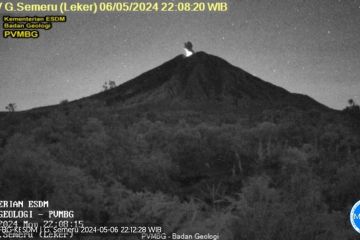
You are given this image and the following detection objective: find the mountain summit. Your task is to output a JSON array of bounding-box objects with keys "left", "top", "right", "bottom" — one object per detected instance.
[{"left": 89, "top": 51, "right": 328, "bottom": 111}]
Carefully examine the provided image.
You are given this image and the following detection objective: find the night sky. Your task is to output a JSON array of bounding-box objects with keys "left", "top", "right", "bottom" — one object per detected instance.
[{"left": 1, "top": 0, "right": 359, "bottom": 110}]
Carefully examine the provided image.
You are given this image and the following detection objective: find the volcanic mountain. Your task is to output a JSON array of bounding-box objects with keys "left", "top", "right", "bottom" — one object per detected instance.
[
  {"left": 0, "top": 48, "right": 358, "bottom": 240},
  {"left": 86, "top": 51, "right": 329, "bottom": 112}
]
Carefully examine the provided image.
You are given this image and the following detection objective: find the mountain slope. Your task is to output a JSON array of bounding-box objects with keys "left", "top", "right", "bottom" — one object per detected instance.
[{"left": 87, "top": 51, "right": 329, "bottom": 111}]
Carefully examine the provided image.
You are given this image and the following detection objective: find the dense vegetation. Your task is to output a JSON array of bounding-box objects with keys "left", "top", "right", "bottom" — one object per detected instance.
[{"left": 0, "top": 99, "right": 359, "bottom": 239}]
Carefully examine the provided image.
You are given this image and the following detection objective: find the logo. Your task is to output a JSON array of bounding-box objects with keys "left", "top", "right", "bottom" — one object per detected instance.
[{"left": 350, "top": 200, "right": 360, "bottom": 233}]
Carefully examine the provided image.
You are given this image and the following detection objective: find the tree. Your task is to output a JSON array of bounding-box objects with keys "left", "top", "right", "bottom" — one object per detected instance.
[
  {"left": 348, "top": 99, "right": 355, "bottom": 107},
  {"left": 60, "top": 99, "right": 68, "bottom": 104},
  {"left": 102, "top": 80, "right": 116, "bottom": 91},
  {"left": 109, "top": 80, "right": 116, "bottom": 89},
  {"left": 5, "top": 103, "right": 16, "bottom": 112},
  {"left": 344, "top": 99, "right": 360, "bottom": 119}
]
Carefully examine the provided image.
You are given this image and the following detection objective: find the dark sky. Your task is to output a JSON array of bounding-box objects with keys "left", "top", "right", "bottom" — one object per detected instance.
[{"left": 1, "top": 0, "right": 359, "bottom": 110}]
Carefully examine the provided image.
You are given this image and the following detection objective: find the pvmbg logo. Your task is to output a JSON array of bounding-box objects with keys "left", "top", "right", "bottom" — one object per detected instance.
[{"left": 350, "top": 200, "right": 360, "bottom": 233}]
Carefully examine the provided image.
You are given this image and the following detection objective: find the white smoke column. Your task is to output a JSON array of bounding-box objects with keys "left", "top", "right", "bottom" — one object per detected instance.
[
  {"left": 184, "top": 41, "right": 194, "bottom": 57},
  {"left": 184, "top": 48, "right": 193, "bottom": 57}
]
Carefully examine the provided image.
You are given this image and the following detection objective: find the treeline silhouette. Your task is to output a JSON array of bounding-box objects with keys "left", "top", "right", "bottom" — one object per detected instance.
[{"left": 0, "top": 99, "right": 359, "bottom": 239}]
